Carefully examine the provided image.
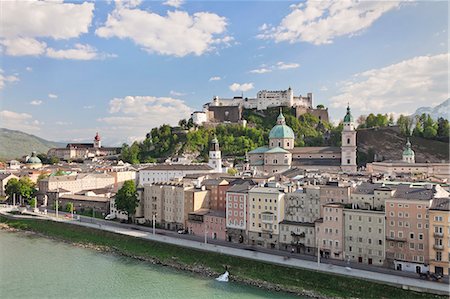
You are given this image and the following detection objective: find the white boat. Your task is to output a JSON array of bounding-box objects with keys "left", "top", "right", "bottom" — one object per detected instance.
[{"left": 215, "top": 271, "right": 229, "bottom": 282}]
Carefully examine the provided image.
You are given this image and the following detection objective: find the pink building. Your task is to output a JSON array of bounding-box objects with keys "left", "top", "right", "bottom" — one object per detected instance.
[
  {"left": 316, "top": 203, "right": 345, "bottom": 260},
  {"left": 225, "top": 181, "right": 254, "bottom": 243},
  {"left": 187, "top": 209, "right": 227, "bottom": 241}
]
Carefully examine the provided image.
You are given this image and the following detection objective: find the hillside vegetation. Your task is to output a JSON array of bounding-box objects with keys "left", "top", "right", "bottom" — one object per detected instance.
[{"left": 0, "top": 128, "right": 65, "bottom": 160}]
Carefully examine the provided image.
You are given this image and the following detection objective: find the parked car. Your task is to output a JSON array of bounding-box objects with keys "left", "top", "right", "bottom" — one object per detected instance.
[
  {"left": 104, "top": 214, "right": 116, "bottom": 220},
  {"left": 177, "top": 229, "right": 187, "bottom": 234}
]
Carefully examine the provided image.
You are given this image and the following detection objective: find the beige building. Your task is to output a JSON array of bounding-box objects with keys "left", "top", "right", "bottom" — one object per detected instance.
[
  {"left": 319, "top": 182, "right": 351, "bottom": 208},
  {"left": 248, "top": 187, "right": 285, "bottom": 249},
  {"left": 279, "top": 186, "right": 320, "bottom": 254},
  {"left": 384, "top": 185, "right": 449, "bottom": 273},
  {"left": 428, "top": 198, "right": 450, "bottom": 276},
  {"left": 140, "top": 183, "right": 209, "bottom": 230},
  {"left": 316, "top": 203, "right": 345, "bottom": 260},
  {"left": 350, "top": 182, "right": 395, "bottom": 210},
  {"left": 39, "top": 173, "right": 115, "bottom": 194},
  {"left": 344, "top": 208, "right": 385, "bottom": 266},
  {"left": 368, "top": 161, "right": 450, "bottom": 180}
]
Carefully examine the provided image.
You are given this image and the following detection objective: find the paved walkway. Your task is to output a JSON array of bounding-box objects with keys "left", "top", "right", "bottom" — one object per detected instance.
[{"left": 1, "top": 207, "right": 448, "bottom": 296}]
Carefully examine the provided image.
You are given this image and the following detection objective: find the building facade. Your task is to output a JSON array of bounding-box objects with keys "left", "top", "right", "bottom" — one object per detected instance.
[
  {"left": 428, "top": 198, "right": 450, "bottom": 276},
  {"left": 248, "top": 187, "right": 285, "bottom": 249},
  {"left": 341, "top": 105, "right": 357, "bottom": 173}
]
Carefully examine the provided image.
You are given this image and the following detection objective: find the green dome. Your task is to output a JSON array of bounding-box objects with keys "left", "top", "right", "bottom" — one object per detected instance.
[
  {"left": 26, "top": 151, "right": 42, "bottom": 164},
  {"left": 269, "top": 124, "right": 295, "bottom": 139},
  {"left": 270, "top": 110, "right": 295, "bottom": 139},
  {"left": 343, "top": 105, "right": 353, "bottom": 123},
  {"left": 403, "top": 139, "right": 415, "bottom": 157}
]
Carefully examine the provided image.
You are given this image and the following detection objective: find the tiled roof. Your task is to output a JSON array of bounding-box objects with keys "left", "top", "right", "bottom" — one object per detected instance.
[
  {"left": 430, "top": 198, "right": 450, "bottom": 211},
  {"left": 141, "top": 164, "right": 213, "bottom": 171}
]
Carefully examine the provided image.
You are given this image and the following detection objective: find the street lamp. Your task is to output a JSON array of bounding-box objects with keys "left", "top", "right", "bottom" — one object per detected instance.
[
  {"left": 152, "top": 213, "right": 157, "bottom": 235},
  {"left": 317, "top": 236, "right": 321, "bottom": 266}
]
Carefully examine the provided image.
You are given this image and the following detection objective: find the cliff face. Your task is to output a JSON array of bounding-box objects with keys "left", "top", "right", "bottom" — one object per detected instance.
[{"left": 357, "top": 127, "right": 449, "bottom": 163}]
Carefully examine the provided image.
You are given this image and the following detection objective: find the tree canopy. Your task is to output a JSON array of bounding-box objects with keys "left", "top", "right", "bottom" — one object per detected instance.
[
  {"left": 115, "top": 180, "right": 139, "bottom": 223},
  {"left": 5, "top": 177, "right": 36, "bottom": 201}
]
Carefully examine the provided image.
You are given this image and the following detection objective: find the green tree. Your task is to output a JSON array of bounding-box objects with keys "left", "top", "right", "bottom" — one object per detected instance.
[
  {"left": 115, "top": 180, "right": 139, "bottom": 223},
  {"left": 316, "top": 104, "right": 325, "bottom": 109},
  {"left": 227, "top": 168, "right": 238, "bottom": 175},
  {"left": 423, "top": 126, "right": 437, "bottom": 139},
  {"left": 397, "top": 115, "right": 413, "bottom": 136},
  {"left": 5, "top": 177, "right": 36, "bottom": 202},
  {"left": 65, "top": 202, "right": 74, "bottom": 213},
  {"left": 437, "top": 117, "right": 450, "bottom": 137},
  {"left": 28, "top": 198, "right": 37, "bottom": 208},
  {"left": 37, "top": 173, "right": 49, "bottom": 183}
]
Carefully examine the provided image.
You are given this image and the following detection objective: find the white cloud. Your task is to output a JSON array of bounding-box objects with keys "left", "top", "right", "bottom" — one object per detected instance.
[
  {"left": 97, "top": 96, "right": 194, "bottom": 142},
  {"left": 330, "top": 53, "right": 449, "bottom": 115},
  {"left": 229, "top": 83, "right": 254, "bottom": 92},
  {"left": 320, "top": 86, "right": 328, "bottom": 92},
  {"left": 250, "top": 68, "right": 272, "bottom": 74},
  {"left": 55, "top": 121, "right": 72, "bottom": 126},
  {"left": 48, "top": 93, "right": 58, "bottom": 99},
  {"left": 30, "top": 100, "right": 43, "bottom": 106},
  {"left": 276, "top": 61, "right": 300, "bottom": 70},
  {"left": 169, "top": 90, "right": 186, "bottom": 96},
  {"left": 46, "top": 44, "right": 103, "bottom": 60},
  {"left": 258, "top": 1, "right": 402, "bottom": 45},
  {"left": 96, "top": 4, "right": 231, "bottom": 57},
  {"left": 26, "top": 67, "right": 33, "bottom": 72},
  {"left": 209, "top": 76, "right": 221, "bottom": 81},
  {"left": 1, "top": 1, "right": 94, "bottom": 57},
  {"left": 0, "top": 38, "right": 47, "bottom": 56},
  {"left": 0, "top": 69, "right": 19, "bottom": 90},
  {"left": 0, "top": 110, "right": 41, "bottom": 132},
  {"left": 83, "top": 105, "right": 95, "bottom": 109},
  {"left": 163, "top": 0, "right": 184, "bottom": 8}
]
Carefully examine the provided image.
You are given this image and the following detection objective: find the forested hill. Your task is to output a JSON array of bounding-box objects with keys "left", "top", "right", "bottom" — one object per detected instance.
[
  {"left": 0, "top": 128, "right": 66, "bottom": 160},
  {"left": 120, "top": 107, "right": 342, "bottom": 164},
  {"left": 120, "top": 106, "right": 450, "bottom": 165}
]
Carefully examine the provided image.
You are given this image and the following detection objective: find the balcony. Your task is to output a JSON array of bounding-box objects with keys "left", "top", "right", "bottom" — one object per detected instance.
[
  {"left": 433, "top": 244, "right": 444, "bottom": 250},
  {"left": 434, "top": 232, "right": 444, "bottom": 238},
  {"left": 386, "top": 236, "right": 406, "bottom": 242}
]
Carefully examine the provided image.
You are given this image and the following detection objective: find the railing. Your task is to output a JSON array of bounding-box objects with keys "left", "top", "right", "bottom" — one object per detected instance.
[
  {"left": 386, "top": 236, "right": 406, "bottom": 242},
  {"left": 433, "top": 232, "right": 444, "bottom": 238}
]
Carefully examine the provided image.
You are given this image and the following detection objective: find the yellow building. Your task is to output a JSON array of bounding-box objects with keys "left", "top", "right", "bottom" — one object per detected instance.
[
  {"left": 248, "top": 186, "right": 285, "bottom": 249},
  {"left": 428, "top": 198, "right": 450, "bottom": 276}
]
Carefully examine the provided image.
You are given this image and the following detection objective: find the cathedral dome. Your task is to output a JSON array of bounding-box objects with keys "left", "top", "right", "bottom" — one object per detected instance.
[
  {"left": 269, "top": 110, "right": 295, "bottom": 139},
  {"left": 26, "top": 151, "right": 42, "bottom": 164},
  {"left": 403, "top": 139, "right": 415, "bottom": 157}
]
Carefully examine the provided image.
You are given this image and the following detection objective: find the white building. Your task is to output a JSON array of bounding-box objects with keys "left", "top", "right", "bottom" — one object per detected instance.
[
  {"left": 341, "top": 105, "right": 357, "bottom": 173},
  {"left": 138, "top": 164, "right": 214, "bottom": 185},
  {"left": 208, "top": 136, "right": 223, "bottom": 173},
  {"left": 191, "top": 111, "right": 208, "bottom": 125}
]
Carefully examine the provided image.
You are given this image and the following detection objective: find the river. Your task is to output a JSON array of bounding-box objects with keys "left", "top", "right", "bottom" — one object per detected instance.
[{"left": 0, "top": 231, "right": 301, "bottom": 299}]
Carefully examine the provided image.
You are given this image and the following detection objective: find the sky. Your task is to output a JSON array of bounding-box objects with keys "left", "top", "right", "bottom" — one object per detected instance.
[{"left": 0, "top": 0, "right": 448, "bottom": 145}]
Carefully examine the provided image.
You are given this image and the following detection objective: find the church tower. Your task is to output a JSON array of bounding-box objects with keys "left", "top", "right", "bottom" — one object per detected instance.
[
  {"left": 94, "top": 132, "right": 101, "bottom": 148},
  {"left": 208, "top": 135, "right": 222, "bottom": 172},
  {"left": 341, "top": 105, "right": 357, "bottom": 172},
  {"left": 402, "top": 138, "right": 415, "bottom": 163}
]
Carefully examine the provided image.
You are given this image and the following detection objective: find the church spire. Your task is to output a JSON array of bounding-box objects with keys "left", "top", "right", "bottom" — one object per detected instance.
[{"left": 277, "top": 108, "right": 286, "bottom": 125}]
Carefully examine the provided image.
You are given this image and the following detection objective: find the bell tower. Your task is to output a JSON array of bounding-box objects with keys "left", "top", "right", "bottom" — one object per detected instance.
[
  {"left": 94, "top": 132, "right": 101, "bottom": 148},
  {"left": 341, "top": 105, "right": 357, "bottom": 172},
  {"left": 208, "top": 135, "right": 222, "bottom": 172}
]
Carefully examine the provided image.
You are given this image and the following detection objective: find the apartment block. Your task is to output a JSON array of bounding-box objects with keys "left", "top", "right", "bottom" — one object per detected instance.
[
  {"left": 248, "top": 187, "right": 285, "bottom": 249},
  {"left": 428, "top": 198, "right": 450, "bottom": 276},
  {"left": 279, "top": 186, "right": 320, "bottom": 254},
  {"left": 316, "top": 203, "right": 345, "bottom": 260},
  {"left": 226, "top": 182, "right": 253, "bottom": 244},
  {"left": 344, "top": 208, "right": 385, "bottom": 266}
]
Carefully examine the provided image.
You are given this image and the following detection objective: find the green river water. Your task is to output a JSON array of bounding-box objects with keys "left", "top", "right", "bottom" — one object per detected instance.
[{"left": 0, "top": 231, "right": 302, "bottom": 299}]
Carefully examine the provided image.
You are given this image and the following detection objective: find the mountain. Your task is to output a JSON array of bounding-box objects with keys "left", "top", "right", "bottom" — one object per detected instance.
[
  {"left": 0, "top": 128, "right": 66, "bottom": 160},
  {"left": 412, "top": 99, "right": 449, "bottom": 120}
]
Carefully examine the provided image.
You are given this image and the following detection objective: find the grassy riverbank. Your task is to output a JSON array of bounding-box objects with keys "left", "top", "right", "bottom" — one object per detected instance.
[{"left": 0, "top": 217, "right": 444, "bottom": 299}]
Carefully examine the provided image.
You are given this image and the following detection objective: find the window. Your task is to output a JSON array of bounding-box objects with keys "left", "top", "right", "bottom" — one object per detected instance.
[
  {"left": 436, "top": 252, "right": 442, "bottom": 262},
  {"left": 347, "top": 159, "right": 351, "bottom": 164},
  {"left": 418, "top": 243, "right": 424, "bottom": 250},
  {"left": 410, "top": 233, "right": 414, "bottom": 239},
  {"left": 434, "top": 216, "right": 443, "bottom": 222},
  {"left": 418, "top": 233, "right": 423, "bottom": 240},
  {"left": 409, "top": 243, "right": 415, "bottom": 250}
]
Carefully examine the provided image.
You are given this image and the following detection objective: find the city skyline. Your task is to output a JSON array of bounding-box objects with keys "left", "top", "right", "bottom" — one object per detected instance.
[{"left": 0, "top": 0, "right": 448, "bottom": 145}]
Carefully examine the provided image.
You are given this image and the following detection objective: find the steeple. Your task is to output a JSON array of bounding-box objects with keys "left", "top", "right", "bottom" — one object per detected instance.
[
  {"left": 402, "top": 138, "right": 415, "bottom": 163},
  {"left": 208, "top": 134, "right": 222, "bottom": 172},
  {"left": 277, "top": 108, "right": 286, "bottom": 125},
  {"left": 343, "top": 104, "right": 353, "bottom": 123}
]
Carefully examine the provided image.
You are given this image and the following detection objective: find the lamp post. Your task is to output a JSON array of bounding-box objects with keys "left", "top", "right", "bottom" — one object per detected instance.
[
  {"left": 204, "top": 229, "right": 208, "bottom": 244},
  {"left": 317, "top": 237, "right": 320, "bottom": 267},
  {"left": 152, "top": 213, "right": 157, "bottom": 235}
]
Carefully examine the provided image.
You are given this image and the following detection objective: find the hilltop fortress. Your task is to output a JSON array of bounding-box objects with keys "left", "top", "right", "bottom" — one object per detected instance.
[{"left": 191, "top": 87, "right": 329, "bottom": 125}]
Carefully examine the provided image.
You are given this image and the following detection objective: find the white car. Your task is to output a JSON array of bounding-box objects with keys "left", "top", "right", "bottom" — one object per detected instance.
[{"left": 104, "top": 214, "right": 116, "bottom": 220}]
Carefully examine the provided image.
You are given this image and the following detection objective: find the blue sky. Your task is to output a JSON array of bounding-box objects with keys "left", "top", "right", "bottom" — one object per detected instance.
[{"left": 0, "top": 0, "right": 448, "bottom": 145}]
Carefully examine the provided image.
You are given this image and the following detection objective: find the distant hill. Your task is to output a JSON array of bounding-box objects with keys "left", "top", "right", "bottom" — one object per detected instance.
[
  {"left": 412, "top": 98, "right": 449, "bottom": 120},
  {"left": 0, "top": 128, "right": 66, "bottom": 160},
  {"left": 357, "top": 127, "right": 449, "bottom": 164}
]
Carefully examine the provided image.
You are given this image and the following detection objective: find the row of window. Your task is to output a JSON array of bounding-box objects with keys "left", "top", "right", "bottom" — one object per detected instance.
[
  {"left": 347, "top": 246, "right": 383, "bottom": 256},
  {"left": 348, "top": 236, "right": 383, "bottom": 245}
]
